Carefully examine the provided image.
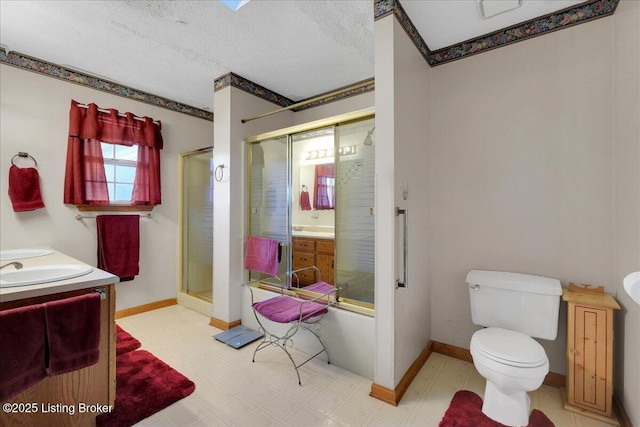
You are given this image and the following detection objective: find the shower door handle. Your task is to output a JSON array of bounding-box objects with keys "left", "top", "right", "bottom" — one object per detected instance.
[{"left": 396, "top": 207, "right": 407, "bottom": 288}]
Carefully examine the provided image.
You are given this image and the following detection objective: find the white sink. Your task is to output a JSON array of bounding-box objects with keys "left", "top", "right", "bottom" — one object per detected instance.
[
  {"left": 0, "top": 248, "right": 54, "bottom": 260},
  {"left": 0, "top": 264, "right": 94, "bottom": 288},
  {"left": 624, "top": 271, "right": 640, "bottom": 306}
]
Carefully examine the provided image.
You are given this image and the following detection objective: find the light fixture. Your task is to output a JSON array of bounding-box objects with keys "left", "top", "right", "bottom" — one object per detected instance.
[
  {"left": 219, "top": 0, "right": 250, "bottom": 11},
  {"left": 479, "top": 0, "right": 522, "bottom": 19},
  {"left": 304, "top": 146, "right": 355, "bottom": 160}
]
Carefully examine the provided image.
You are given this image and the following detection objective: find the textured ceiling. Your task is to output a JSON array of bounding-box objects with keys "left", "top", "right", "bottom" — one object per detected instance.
[{"left": 0, "top": 1, "right": 588, "bottom": 113}]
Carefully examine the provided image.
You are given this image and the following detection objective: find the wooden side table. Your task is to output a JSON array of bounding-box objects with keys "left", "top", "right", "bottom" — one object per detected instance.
[{"left": 562, "top": 284, "right": 620, "bottom": 425}]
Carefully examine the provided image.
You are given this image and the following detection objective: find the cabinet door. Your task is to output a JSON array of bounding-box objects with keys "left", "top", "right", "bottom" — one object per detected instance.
[
  {"left": 317, "top": 254, "right": 334, "bottom": 285},
  {"left": 569, "top": 304, "right": 608, "bottom": 414}
]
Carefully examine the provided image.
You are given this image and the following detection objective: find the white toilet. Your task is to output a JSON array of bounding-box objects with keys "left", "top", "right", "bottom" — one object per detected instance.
[{"left": 467, "top": 270, "right": 562, "bottom": 427}]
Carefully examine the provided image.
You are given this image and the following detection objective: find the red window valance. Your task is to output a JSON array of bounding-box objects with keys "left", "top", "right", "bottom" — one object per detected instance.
[{"left": 68, "top": 100, "right": 163, "bottom": 148}]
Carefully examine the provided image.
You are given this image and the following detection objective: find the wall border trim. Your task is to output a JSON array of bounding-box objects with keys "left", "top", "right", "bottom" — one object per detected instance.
[
  {"left": 374, "top": 0, "right": 620, "bottom": 67},
  {"left": 213, "top": 72, "right": 374, "bottom": 112}
]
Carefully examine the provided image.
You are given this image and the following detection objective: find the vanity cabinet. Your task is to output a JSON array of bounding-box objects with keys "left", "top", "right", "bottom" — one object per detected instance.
[
  {"left": 562, "top": 288, "right": 620, "bottom": 424},
  {"left": 0, "top": 285, "right": 116, "bottom": 427},
  {"left": 292, "top": 237, "right": 334, "bottom": 286}
]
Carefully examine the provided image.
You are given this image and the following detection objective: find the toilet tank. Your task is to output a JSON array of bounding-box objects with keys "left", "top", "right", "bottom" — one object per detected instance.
[{"left": 467, "top": 270, "right": 562, "bottom": 340}]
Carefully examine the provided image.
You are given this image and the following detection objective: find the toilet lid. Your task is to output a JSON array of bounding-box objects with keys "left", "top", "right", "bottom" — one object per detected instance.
[{"left": 471, "top": 328, "right": 547, "bottom": 368}]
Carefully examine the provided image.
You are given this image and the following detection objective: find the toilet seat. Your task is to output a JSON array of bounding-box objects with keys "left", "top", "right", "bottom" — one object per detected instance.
[{"left": 471, "top": 327, "right": 547, "bottom": 368}]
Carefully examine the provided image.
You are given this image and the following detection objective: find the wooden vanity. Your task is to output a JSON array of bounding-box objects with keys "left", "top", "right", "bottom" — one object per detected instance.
[
  {"left": 0, "top": 250, "right": 118, "bottom": 427},
  {"left": 292, "top": 237, "right": 334, "bottom": 286}
]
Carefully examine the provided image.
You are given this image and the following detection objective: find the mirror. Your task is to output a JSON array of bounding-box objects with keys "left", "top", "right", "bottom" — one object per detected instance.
[{"left": 298, "top": 164, "right": 335, "bottom": 210}]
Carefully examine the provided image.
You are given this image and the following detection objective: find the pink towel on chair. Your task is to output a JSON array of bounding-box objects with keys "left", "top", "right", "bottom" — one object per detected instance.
[
  {"left": 252, "top": 296, "right": 329, "bottom": 323},
  {"left": 8, "top": 164, "right": 45, "bottom": 212},
  {"left": 44, "top": 293, "right": 101, "bottom": 376},
  {"left": 244, "top": 235, "right": 280, "bottom": 276},
  {"left": 97, "top": 215, "right": 140, "bottom": 281},
  {"left": 0, "top": 304, "right": 47, "bottom": 401}
]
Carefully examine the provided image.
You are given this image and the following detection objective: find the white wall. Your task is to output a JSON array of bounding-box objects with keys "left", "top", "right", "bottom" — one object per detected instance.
[
  {"left": 612, "top": 0, "right": 640, "bottom": 423},
  {"left": 373, "top": 15, "right": 397, "bottom": 390},
  {"left": 391, "top": 18, "right": 433, "bottom": 387},
  {"left": 0, "top": 64, "right": 213, "bottom": 310},
  {"left": 424, "top": 0, "right": 637, "bottom": 399},
  {"left": 427, "top": 11, "right": 616, "bottom": 375}
]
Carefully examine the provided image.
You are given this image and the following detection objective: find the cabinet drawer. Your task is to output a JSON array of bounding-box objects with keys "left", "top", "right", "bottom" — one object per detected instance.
[
  {"left": 293, "top": 269, "right": 316, "bottom": 286},
  {"left": 293, "top": 238, "right": 315, "bottom": 252},
  {"left": 316, "top": 239, "right": 334, "bottom": 255},
  {"left": 292, "top": 252, "right": 315, "bottom": 267}
]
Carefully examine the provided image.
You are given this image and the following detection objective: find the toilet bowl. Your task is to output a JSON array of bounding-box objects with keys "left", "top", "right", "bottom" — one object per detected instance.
[{"left": 471, "top": 327, "right": 549, "bottom": 426}]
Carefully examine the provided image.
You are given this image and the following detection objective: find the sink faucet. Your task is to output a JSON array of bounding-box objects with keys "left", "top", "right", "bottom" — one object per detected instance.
[{"left": 0, "top": 261, "right": 23, "bottom": 270}]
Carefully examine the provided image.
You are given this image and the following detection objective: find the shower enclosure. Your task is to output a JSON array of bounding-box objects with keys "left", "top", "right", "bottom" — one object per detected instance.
[
  {"left": 247, "top": 115, "right": 375, "bottom": 308},
  {"left": 180, "top": 147, "right": 214, "bottom": 302}
]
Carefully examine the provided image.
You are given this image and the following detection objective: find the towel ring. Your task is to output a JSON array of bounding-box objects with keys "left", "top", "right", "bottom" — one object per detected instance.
[
  {"left": 11, "top": 152, "right": 38, "bottom": 168},
  {"left": 214, "top": 164, "right": 226, "bottom": 182}
]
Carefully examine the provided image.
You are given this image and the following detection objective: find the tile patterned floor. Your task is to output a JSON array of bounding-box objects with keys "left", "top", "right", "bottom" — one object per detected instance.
[{"left": 116, "top": 305, "right": 613, "bottom": 427}]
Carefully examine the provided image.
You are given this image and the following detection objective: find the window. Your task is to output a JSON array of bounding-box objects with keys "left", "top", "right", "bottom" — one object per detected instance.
[{"left": 101, "top": 143, "right": 138, "bottom": 203}]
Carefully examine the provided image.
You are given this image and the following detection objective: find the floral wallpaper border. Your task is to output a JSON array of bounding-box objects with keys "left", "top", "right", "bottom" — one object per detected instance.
[
  {"left": 214, "top": 72, "right": 295, "bottom": 108},
  {"left": 375, "top": 0, "right": 620, "bottom": 67},
  {"left": 214, "top": 72, "right": 374, "bottom": 112},
  {"left": 294, "top": 78, "right": 375, "bottom": 112},
  {"left": 1, "top": 48, "right": 214, "bottom": 122}
]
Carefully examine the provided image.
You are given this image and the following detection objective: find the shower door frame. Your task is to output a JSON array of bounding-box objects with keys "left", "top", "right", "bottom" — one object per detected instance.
[
  {"left": 178, "top": 146, "right": 214, "bottom": 304},
  {"left": 245, "top": 110, "right": 375, "bottom": 315}
]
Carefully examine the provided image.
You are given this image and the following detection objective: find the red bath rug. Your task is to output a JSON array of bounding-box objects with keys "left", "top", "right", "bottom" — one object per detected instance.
[
  {"left": 115, "top": 324, "right": 141, "bottom": 356},
  {"left": 96, "top": 349, "right": 195, "bottom": 427},
  {"left": 439, "top": 390, "right": 555, "bottom": 427}
]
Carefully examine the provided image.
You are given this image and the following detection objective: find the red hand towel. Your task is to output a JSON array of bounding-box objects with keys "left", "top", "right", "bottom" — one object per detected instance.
[
  {"left": 97, "top": 215, "right": 140, "bottom": 281},
  {"left": 300, "top": 189, "right": 311, "bottom": 210},
  {"left": 8, "top": 164, "right": 45, "bottom": 212},
  {"left": 0, "top": 304, "right": 47, "bottom": 401},
  {"left": 244, "top": 235, "right": 280, "bottom": 276},
  {"left": 44, "top": 293, "right": 101, "bottom": 376}
]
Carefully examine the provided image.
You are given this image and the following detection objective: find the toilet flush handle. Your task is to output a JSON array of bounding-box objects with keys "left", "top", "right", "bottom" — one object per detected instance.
[{"left": 470, "top": 284, "right": 480, "bottom": 291}]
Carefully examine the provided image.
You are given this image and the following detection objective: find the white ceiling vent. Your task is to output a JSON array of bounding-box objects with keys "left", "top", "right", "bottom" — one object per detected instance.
[{"left": 479, "top": 0, "right": 523, "bottom": 19}]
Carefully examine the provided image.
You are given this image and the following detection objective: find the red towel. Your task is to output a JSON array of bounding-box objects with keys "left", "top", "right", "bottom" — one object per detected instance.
[
  {"left": 97, "top": 215, "right": 140, "bottom": 281},
  {"left": 8, "top": 164, "right": 45, "bottom": 212},
  {"left": 0, "top": 304, "right": 47, "bottom": 401},
  {"left": 300, "top": 189, "right": 311, "bottom": 210},
  {"left": 244, "top": 235, "right": 280, "bottom": 276},
  {"left": 44, "top": 293, "right": 101, "bottom": 376}
]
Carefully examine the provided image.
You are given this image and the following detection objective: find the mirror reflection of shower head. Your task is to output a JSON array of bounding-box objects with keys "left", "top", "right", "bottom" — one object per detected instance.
[{"left": 364, "top": 126, "right": 375, "bottom": 146}]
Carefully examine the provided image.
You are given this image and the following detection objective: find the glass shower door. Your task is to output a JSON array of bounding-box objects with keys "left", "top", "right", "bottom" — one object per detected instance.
[
  {"left": 335, "top": 118, "right": 375, "bottom": 306},
  {"left": 247, "top": 136, "right": 290, "bottom": 285},
  {"left": 181, "top": 148, "right": 214, "bottom": 301}
]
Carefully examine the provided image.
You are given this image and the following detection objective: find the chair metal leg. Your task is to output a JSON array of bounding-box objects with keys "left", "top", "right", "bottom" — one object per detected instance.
[{"left": 251, "top": 310, "right": 328, "bottom": 385}]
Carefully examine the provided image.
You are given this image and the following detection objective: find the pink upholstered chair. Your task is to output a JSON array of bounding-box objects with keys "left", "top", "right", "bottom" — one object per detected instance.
[{"left": 243, "top": 235, "right": 337, "bottom": 385}]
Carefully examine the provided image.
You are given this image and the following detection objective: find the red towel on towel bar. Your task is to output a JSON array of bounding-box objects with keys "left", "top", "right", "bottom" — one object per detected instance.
[
  {"left": 8, "top": 164, "right": 45, "bottom": 212},
  {"left": 44, "top": 293, "right": 101, "bottom": 376},
  {"left": 97, "top": 215, "right": 140, "bottom": 281},
  {"left": 244, "top": 235, "right": 280, "bottom": 276},
  {"left": 0, "top": 304, "right": 47, "bottom": 401}
]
